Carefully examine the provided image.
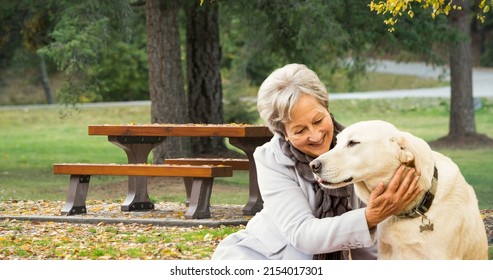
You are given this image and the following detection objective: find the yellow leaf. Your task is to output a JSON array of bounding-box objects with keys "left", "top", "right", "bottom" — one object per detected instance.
[{"left": 203, "top": 233, "right": 212, "bottom": 241}]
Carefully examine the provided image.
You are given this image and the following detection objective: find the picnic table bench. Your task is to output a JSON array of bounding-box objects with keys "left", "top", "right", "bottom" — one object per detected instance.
[
  {"left": 164, "top": 158, "right": 249, "bottom": 206},
  {"left": 53, "top": 163, "right": 232, "bottom": 219},
  {"left": 54, "top": 123, "right": 273, "bottom": 219}
]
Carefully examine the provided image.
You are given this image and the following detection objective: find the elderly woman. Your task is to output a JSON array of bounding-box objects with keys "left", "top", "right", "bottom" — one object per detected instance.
[{"left": 212, "top": 63, "right": 421, "bottom": 260}]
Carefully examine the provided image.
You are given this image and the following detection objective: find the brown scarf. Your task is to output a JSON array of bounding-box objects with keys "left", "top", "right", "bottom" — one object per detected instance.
[{"left": 279, "top": 114, "right": 353, "bottom": 260}]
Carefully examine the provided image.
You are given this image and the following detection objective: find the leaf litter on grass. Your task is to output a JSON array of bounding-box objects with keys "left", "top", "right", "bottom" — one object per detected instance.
[
  {"left": 0, "top": 218, "right": 244, "bottom": 260},
  {"left": 0, "top": 199, "right": 248, "bottom": 220},
  {"left": 0, "top": 199, "right": 247, "bottom": 260}
]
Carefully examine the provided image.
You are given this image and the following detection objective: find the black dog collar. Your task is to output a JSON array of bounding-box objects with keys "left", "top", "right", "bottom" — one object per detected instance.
[{"left": 397, "top": 166, "right": 438, "bottom": 219}]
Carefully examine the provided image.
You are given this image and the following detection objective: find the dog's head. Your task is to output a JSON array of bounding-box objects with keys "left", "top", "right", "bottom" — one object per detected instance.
[{"left": 310, "top": 120, "right": 434, "bottom": 203}]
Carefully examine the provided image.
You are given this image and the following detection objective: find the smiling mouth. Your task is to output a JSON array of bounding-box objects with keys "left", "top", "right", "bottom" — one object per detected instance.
[
  {"left": 317, "top": 176, "right": 353, "bottom": 187},
  {"left": 309, "top": 134, "right": 325, "bottom": 145}
]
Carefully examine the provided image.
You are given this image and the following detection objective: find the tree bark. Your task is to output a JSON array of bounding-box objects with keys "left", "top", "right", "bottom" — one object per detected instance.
[
  {"left": 448, "top": 0, "right": 476, "bottom": 138},
  {"left": 38, "top": 53, "right": 55, "bottom": 104},
  {"left": 185, "top": 0, "right": 227, "bottom": 155},
  {"left": 146, "top": 0, "right": 190, "bottom": 163}
]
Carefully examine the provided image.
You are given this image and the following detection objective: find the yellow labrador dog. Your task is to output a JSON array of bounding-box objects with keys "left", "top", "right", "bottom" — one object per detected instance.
[{"left": 310, "top": 120, "right": 488, "bottom": 259}]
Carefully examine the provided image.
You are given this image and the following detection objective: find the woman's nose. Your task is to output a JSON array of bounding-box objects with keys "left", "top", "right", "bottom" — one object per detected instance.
[{"left": 307, "top": 129, "right": 322, "bottom": 142}]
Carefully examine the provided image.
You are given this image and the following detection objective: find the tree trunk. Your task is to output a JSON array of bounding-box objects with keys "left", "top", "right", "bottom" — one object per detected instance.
[
  {"left": 146, "top": 0, "right": 190, "bottom": 163},
  {"left": 38, "top": 53, "right": 55, "bottom": 104},
  {"left": 448, "top": 0, "right": 476, "bottom": 138},
  {"left": 185, "top": 0, "right": 227, "bottom": 155}
]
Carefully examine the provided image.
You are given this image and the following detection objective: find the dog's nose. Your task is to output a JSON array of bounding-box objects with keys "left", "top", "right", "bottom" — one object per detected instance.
[{"left": 310, "top": 160, "right": 322, "bottom": 173}]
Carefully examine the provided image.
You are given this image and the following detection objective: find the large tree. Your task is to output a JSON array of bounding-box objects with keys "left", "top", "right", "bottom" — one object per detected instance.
[
  {"left": 370, "top": 0, "right": 493, "bottom": 147},
  {"left": 146, "top": 0, "right": 190, "bottom": 162},
  {"left": 448, "top": 1, "right": 476, "bottom": 140},
  {"left": 185, "top": 0, "right": 227, "bottom": 156}
]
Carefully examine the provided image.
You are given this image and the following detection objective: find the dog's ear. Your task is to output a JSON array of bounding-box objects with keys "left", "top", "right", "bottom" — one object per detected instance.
[
  {"left": 392, "top": 132, "right": 428, "bottom": 176},
  {"left": 392, "top": 131, "right": 435, "bottom": 188}
]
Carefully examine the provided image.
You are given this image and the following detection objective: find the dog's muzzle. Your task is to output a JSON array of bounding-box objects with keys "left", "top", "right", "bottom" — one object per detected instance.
[{"left": 310, "top": 160, "right": 353, "bottom": 187}]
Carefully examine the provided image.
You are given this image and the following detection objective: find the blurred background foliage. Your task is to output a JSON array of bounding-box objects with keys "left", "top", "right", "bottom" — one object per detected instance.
[{"left": 1, "top": 0, "right": 492, "bottom": 123}]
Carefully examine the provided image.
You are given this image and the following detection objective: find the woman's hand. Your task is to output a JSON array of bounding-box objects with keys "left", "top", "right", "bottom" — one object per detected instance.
[{"left": 365, "top": 165, "right": 421, "bottom": 229}]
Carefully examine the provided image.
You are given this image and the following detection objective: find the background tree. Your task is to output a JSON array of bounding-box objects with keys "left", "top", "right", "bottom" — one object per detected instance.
[
  {"left": 22, "top": 11, "right": 55, "bottom": 104},
  {"left": 86, "top": 5, "right": 149, "bottom": 102},
  {"left": 219, "top": 0, "right": 453, "bottom": 96},
  {"left": 448, "top": 0, "right": 477, "bottom": 141},
  {"left": 0, "top": 0, "right": 57, "bottom": 104},
  {"left": 146, "top": 0, "right": 190, "bottom": 162},
  {"left": 0, "top": 1, "right": 27, "bottom": 68},
  {"left": 474, "top": 3, "right": 493, "bottom": 66},
  {"left": 370, "top": 0, "right": 493, "bottom": 147},
  {"left": 185, "top": 0, "right": 227, "bottom": 156},
  {"left": 219, "top": 0, "right": 355, "bottom": 86},
  {"left": 38, "top": 0, "right": 135, "bottom": 104}
]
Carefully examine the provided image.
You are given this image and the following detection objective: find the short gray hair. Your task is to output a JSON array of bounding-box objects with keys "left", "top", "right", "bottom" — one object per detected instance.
[{"left": 257, "top": 63, "right": 329, "bottom": 136}]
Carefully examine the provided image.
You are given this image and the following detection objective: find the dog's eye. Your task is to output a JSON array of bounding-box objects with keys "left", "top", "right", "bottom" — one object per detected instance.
[{"left": 347, "top": 140, "right": 360, "bottom": 147}]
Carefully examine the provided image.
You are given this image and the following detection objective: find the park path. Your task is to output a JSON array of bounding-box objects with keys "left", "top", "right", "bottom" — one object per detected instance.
[{"left": 330, "top": 59, "right": 492, "bottom": 100}]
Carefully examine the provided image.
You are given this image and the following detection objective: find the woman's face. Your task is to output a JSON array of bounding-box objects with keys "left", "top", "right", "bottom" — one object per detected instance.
[{"left": 284, "top": 94, "right": 334, "bottom": 158}]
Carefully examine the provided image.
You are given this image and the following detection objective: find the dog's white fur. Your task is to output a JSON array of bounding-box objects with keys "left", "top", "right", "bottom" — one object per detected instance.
[{"left": 311, "top": 120, "right": 488, "bottom": 259}]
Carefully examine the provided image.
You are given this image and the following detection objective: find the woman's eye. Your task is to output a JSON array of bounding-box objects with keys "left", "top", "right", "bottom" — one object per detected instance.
[
  {"left": 347, "top": 140, "right": 360, "bottom": 147},
  {"left": 294, "top": 128, "right": 305, "bottom": 135}
]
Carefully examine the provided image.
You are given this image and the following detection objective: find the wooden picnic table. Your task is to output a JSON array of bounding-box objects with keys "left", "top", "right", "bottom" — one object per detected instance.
[{"left": 88, "top": 123, "right": 273, "bottom": 215}]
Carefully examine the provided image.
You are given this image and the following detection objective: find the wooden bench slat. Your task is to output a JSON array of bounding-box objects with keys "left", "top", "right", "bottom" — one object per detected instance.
[
  {"left": 54, "top": 163, "right": 233, "bottom": 219},
  {"left": 53, "top": 163, "right": 233, "bottom": 177},
  {"left": 164, "top": 158, "right": 249, "bottom": 171}
]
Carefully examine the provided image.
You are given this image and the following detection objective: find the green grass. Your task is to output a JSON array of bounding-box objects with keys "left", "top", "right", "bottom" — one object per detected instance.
[
  {"left": 1, "top": 97, "right": 492, "bottom": 209},
  {"left": 326, "top": 71, "right": 449, "bottom": 93},
  {"left": 0, "top": 106, "right": 148, "bottom": 199}
]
